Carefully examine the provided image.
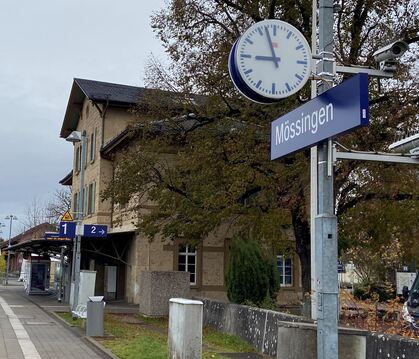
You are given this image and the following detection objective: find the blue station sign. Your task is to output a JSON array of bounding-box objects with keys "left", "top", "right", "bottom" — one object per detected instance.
[
  {"left": 59, "top": 221, "right": 77, "bottom": 239},
  {"left": 271, "top": 73, "right": 369, "bottom": 160},
  {"left": 83, "top": 224, "right": 108, "bottom": 238}
]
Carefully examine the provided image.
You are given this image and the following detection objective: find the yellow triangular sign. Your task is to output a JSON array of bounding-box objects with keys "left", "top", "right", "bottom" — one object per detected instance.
[{"left": 61, "top": 211, "right": 73, "bottom": 222}]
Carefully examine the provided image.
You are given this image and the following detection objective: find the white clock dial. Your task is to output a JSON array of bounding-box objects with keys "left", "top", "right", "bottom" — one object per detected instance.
[{"left": 232, "top": 19, "right": 311, "bottom": 102}]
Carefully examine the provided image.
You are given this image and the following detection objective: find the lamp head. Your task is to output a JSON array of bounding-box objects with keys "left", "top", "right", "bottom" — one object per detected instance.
[{"left": 66, "top": 131, "right": 82, "bottom": 143}]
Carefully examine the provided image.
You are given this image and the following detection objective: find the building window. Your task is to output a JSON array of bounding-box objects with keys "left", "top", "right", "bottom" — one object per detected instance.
[
  {"left": 178, "top": 245, "right": 197, "bottom": 285},
  {"left": 73, "top": 192, "right": 78, "bottom": 215},
  {"left": 75, "top": 146, "right": 81, "bottom": 172},
  {"left": 87, "top": 182, "right": 96, "bottom": 214},
  {"left": 84, "top": 137, "right": 89, "bottom": 168},
  {"left": 277, "top": 255, "right": 293, "bottom": 286},
  {"left": 89, "top": 130, "right": 96, "bottom": 162},
  {"left": 83, "top": 185, "right": 88, "bottom": 216}
]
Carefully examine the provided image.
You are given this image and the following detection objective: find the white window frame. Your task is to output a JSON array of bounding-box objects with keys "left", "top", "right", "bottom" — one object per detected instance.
[
  {"left": 84, "top": 136, "right": 89, "bottom": 168},
  {"left": 277, "top": 255, "right": 293, "bottom": 287},
  {"left": 178, "top": 245, "right": 197, "bottom": 285},
  {"left": 89, "top": 129, "right": 96, "bottom": 162},
  {"left": 87, "top": 182, "right": 96, "bottom": 214},
  {"left": 75, "top": 146, "right": 81, "bottom": 172},
  {"left": 73, "top": 192, "right": 78, "bottom": 215}
]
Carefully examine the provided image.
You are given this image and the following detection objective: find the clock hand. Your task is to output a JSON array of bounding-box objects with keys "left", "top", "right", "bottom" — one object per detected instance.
[
  {"left": 265, "top": 26, "right": 279, "bottom": 68},
  {"left": 255, "top": 55, "right": 281, "bottom": 62}
]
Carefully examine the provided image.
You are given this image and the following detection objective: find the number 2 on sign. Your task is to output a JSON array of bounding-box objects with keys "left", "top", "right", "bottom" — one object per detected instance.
[{"left": 91, "top": 226, "right": 96, "bottom": 234}]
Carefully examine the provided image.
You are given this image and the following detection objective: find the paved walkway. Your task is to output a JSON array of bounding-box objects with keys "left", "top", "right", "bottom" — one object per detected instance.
[
  {"left": 0, "top": 282, "right": 107, "bottom": 359},
  {"left": 0, "top": 281, "right": 269, "bottom": 359}
]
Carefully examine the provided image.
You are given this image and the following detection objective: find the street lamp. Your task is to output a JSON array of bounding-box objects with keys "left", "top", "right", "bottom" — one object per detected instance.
[
  {"left": 5, "top": 215, "right": 18, "bottom": 285},
  {"left": 66, "top": 130, "right": 87, "bottom": 311}
]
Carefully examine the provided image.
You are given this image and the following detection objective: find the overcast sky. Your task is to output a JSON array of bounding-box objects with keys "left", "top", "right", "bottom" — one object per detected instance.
[{"left": 0, "top": 0, "right": 167, "bottom": 237}]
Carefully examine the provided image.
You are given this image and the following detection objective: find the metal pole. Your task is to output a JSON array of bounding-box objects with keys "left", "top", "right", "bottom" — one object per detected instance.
[
  {"left": 72, "top": 131, "right": 86, "bottom": 312},
  {"left": 310, "top": 0, "right": 318, "bottom": 320},
  {"left": 5, "top": 215, "right": 15, "bottom": 285},
  {"left": 59, "top": 246, "right": 65, "bottom": 302},
  {"left": 316, "top": 1, "right": 338, "bottom": 358}
]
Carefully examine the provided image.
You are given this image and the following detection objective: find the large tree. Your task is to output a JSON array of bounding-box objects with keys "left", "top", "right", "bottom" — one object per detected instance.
[
  {"left": 20, "top": 189, "right": 71, "bottom": 232},
  {"left": 104, "top": 0, "right": 418, "bottom": 294}
]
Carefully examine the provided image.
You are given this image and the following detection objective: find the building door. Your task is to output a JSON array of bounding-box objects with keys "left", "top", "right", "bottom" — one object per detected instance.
[{"left": 104, "top": 265, "right": 117, "bottom": 300}]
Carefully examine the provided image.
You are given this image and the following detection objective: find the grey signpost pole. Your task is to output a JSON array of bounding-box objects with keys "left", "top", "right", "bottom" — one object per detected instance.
[
  {"left": 72, "top": 131, "right": 86, "bottom": 312},
  {"left": 310, "top": 0, "right": 318, "bottom": 320},
  {"left": 316, "top": 0, "right": 339, "bottom": 358},
  {"left": 5, "top": 215, "right": 17, "bottom": 285}
]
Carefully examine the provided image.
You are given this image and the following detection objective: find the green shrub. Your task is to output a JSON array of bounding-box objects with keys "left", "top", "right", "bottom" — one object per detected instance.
[
  {"left": 353, "top": 282, "right": 396, "bottom": 302},
  {"left": 225, "top": 238, "right": 279, "bottom": 305},
  {"left": 0, "top": 255, "right": 6, "bottom": 273}
]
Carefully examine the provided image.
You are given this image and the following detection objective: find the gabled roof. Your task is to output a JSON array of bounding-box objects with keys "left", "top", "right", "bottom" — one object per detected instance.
[
  {"left": 60, "top": 78, "right": 145, "bottom": 138},
  {"left": 99, "top": 115, "right": 202, "bottom": 159},
  {"left": 100, "top": 128, "right": 132, "bottom": 159},
  {"left": 74, "top": 78, "right": 145, "bottom": 105}
]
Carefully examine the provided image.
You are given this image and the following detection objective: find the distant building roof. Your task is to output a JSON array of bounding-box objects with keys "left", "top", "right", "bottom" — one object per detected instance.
[
  {"left": 60, "top": 78, "right": 145, "bottom": 138},
  {"left": 0, "top": 223, "right": 56, "bottom": 250},
  {"left": 59, "top": 170, "right": 73, "bottom": 186}
]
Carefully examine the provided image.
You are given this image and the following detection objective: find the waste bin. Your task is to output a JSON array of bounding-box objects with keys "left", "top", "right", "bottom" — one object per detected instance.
[{"left": 86, "top": 296, "right": 105, "bottom": 336}]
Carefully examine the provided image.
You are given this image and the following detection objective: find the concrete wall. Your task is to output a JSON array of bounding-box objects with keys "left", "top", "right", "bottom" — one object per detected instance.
[
  {"left": 201, "top": 298, "right": 419, "bottom": 358},
  {"left": 139, "top": 270, "right": 190, "bottom": 316},
  {"left": 201, "top": 298, "right": 312, "bottom": 356},
  {"left": 276, "top": 321, "right": 366, "bottom": 359},
  {"left": 366, "top": 332, "right": 419, "bottom": 359}
]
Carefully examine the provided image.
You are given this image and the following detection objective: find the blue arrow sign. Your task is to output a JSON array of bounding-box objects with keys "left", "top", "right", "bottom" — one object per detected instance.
[
  {"left": 83, "top": 224, "right": 108, "bottom": 238},
  {"left": 271, "top": 73, "right": 369, "bottom": 160},
  {"left": 59, "top": 221, "right": 77, "bottom": 239}
]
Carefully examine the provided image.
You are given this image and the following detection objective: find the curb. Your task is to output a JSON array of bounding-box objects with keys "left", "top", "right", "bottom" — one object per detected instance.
[
  {"left": 49, "top": 311, "right": 119, "bottom": 359},
  {"left": 84, "top": 337, "right": 120, "bottom": 359},
  {"left": 21, "top": 292, "right": 119, "bottom": 359}
]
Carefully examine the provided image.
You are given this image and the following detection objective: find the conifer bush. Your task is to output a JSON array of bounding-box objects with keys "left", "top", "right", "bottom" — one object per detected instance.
[
  {"left": 225, "top": 238, "right": 279, "bottom": 305},
  {"left": 0, "top": 255, "right": 6, "bottom": 273}
]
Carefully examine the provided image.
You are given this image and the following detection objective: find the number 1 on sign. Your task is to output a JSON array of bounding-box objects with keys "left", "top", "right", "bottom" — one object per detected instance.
[{"left": 61, "top": 222, "right": 68, "bottom": 235}]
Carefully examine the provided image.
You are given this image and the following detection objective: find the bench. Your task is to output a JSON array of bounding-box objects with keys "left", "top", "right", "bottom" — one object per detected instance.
[{"left": 71, "top": 304, "right": 87, "bottom": 319}]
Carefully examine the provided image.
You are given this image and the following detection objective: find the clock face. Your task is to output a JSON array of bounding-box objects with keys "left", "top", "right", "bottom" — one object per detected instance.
[{"left": 229, "top": 19, "right": 311, "bottom": 103}]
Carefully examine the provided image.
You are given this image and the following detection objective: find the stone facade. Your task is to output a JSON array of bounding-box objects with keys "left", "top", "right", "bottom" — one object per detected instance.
[{"left": 60, "top": 78, "right": 303, "bottom": 307}]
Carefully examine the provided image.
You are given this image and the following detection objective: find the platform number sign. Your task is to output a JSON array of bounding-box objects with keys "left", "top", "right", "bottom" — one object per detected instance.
[
  {"left": 83, "top": 224, "right": 107, "bottom": 238},
  {"left": 59, "top": 221, "right": 77, "bottom": 239}
]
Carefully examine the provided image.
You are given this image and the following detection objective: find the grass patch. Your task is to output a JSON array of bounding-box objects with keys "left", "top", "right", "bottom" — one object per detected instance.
[
  {"left": 203, "top": 326, "right": 255, "bottom": 353},
  {"left": 56, "top": 311, "right": 84, "bottom": 328},
  {"left": 102, "top": 334, "right": 167, "bottom": 359},
  {"left": 56, "top": 311, "right": 254, "bottom": 358}
]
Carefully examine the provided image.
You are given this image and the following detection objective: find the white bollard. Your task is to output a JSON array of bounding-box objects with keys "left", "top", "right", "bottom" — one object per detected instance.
[{"left": 168, "top": 298, "right": 203, "bottom": 359}]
